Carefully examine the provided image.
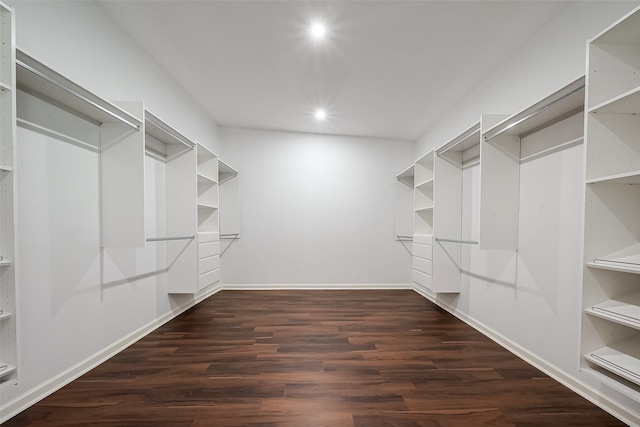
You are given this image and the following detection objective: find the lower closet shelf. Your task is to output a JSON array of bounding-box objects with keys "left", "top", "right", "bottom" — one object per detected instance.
[
  {"left": 0, "top": 364, "right": 16, "bottom": 380},
  {"left": 586, "top": 291, "right": 640, "bottom": 330},
  {"left": 585, "top": 339, "right": 640, "bottom": 387}
]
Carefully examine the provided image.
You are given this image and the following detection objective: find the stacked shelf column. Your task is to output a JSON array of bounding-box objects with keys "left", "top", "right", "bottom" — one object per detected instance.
[
  {"left": 412, "top": 151, "right": 434, "bottom": 291},
  {"left": 196, "top": 144, "right": 220, "bottom": 291},
  {"left": 0, "top": 1, "right": 15, "bottom": 385},
  {"left": 581, "top": 6, "right": 640, "bottom": 394}
]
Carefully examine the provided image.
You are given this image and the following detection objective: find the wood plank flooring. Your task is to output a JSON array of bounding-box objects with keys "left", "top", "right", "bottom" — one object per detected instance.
[{"left": 4, "top": 290, "right": 626, "bottom": 426}]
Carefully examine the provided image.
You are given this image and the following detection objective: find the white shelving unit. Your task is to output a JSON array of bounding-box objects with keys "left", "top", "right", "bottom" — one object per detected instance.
[
  {"left": 582, "top": 6, "right": 640, "bottom": 396},
  {"left": 480, "top": 76, "right": 585, "bottom": 250},
  {"left": 0, "top": 1, "right": 15, "bottom": 386},
  {"left": 196, "top": 144, "right": 220, "bottom": 292},
  {"left": 412, "top": 151, "right": 434, "bottom": 292}
]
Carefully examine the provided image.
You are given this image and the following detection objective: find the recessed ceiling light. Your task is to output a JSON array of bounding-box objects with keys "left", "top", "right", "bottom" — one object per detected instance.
[
  {"left": 309, "top": 22, "right": 327, "bottom": 41},
  {"left": 314, "top": 109, "right": 327, "bottom": 121}
]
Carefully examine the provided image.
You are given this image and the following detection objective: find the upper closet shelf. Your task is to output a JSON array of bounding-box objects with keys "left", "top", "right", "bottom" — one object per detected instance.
[
  {"left": 436, "top": 122, "right": 481, "bottom": 155},
  {"left": 589, "top": 86, "right": 640, "bottom": 115},
  {"left": 218, "top": 159, "right": 238, "bottom": 184},
  {"left": 483, "top": 76, "right": 585, "bottom": 141},
  {"left": 16, "top": 50, "right": 141, "bottom": 130},
  {"left": 144, "top": 110, "right": 194, "bottom": 161},
  {"left": 396, "top": 165, "right": 415, "bottom": 188}
]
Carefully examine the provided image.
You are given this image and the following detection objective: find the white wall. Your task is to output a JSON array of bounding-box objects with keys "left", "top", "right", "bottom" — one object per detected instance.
[
  {"left": 1, "top": 0, "right": 224, "bottom": 419},
  {"left": 219, "top": 126, "right": 414, "bottom": 286},
  {"left": 413, "top": 1, "right": 640, "bottom": 423}
]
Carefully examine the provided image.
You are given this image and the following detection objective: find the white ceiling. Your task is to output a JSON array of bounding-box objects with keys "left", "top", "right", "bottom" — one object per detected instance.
[{"left": 98, "top": 1, "right": 570, "bottom": 141}]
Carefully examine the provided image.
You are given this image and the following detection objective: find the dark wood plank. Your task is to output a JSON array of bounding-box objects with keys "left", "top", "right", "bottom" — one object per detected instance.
[{"left": 4, "top": 290, "right": 627, "bottom": 426}]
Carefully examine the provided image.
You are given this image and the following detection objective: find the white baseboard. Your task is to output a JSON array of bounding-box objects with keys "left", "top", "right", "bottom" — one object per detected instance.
[
  {"left": 221, "top": 283, "right": 413, "bottom": 291},
  {"left": 0, "top": 285, "right": 222, "bottom": 424},
  {"left": 411, "top": 285, "right": 640, "bottom": 427}
]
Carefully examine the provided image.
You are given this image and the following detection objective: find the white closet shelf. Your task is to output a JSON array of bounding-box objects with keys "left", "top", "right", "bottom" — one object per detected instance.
[
  {"left": 484, "top": 76, "right": 585, "bottom": 141},
  {"left": 0, "top": 258, "right": 12, "bottom": 267},
  {"left": 415, "top": 205, "right": 434, "bottom": 212},
  {"left": 0, "top": 165, "right": 12, "bottom": 172},
  {"left": 0, "top": 311, "right": 12, "bottom": 321},
  {"left": 588, "top": 86, "right": 640, "bottom": 115},
  {"left": 145, "top": 110, "right": 194, "bottom": 153},
  {"left": 16, "top": 50, "right": 141, "bottom": 130},
  {"left": 586, "top": 291, "right": 640, "bottom": 330},
  {"left": 589, "top": 243, "right": 640, "bottom": 274},
  {"left": 0, "top": 364, "right": 16, "bottom": 380},
  {"left": 197, "top": 203, "right": 218, "bottom": 210},
  {"left": 0, "top": 81, "right": 11, "bottom": 92},
  {"left": 415, "top": 178, "right": 434, "bottom": 188},
  {"left": 586, "top": 170, "right": 640, "bottom": 185},
  {"left": 436, "top": 123, "right": 480, "bottom": 155},
  {"left": 396, "top": 165, "right": 415, "bottom": 188},
  {"left": 197, "top": 172, "right": 217, "bottom": 185},
  {"left": 218, "top": 159, "right": 238, "bottom": 184},
  {"left": 585, "top": 338, "right": 640, "bottom": 387}
]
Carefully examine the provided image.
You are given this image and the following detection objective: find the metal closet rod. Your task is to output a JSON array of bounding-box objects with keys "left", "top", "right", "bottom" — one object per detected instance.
[
  {"left": 436, "top": 237, "right": 478, "bottom": 245},
  {"left": 146, "top": 235, "right": 195, "bottom": 242},
  {"left": 146, "top": 115, "right": 195, "bottom": 150},
  {"left": 436, "top": 125, "right": 480, "bottom": 156},
  {"left": 483, "top": 84, "right": 585, "bottom": 142},
  {"left": 396, "top": 235, "right": 413, "bottom": 241},
  {"left": 17, "top": 60, "right": 141, "bottom": 131},
  {"left": 220, "top": 233, "right": 240, "bottom": 240}
]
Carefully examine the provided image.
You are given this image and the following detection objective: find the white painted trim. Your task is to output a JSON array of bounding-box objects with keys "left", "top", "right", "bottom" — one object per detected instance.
[
  {"left": 0, "top": 284, "right": 222, "bottom": 424},
  {"left": 221, "top": 283, "right": 413, "bottom": 291},
  {"left": 411, "top": 285, "right": 640, "bottom": 427}
]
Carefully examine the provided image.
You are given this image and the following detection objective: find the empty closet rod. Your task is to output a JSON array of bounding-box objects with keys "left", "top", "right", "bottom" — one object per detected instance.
[
  {"left": 17, "top": 60, "right": 141, "bottom": 131},
  {"left": 146, "top": 235, "right": 195, "bottom": 242},
  {"left": 436, "top": 126, "right": 480, "bottom": 156},
  {"left": 146, "top": 115, "right": 195, "bottom": 150},
  {"left": 220, "top": 233, "right": 240, "bottom": 240},
  {"left": 436, "top": 237, "right": 478, "bottom": 245},
  {"left": 483, "top": 84, "right": 585, "bottom": 142}
]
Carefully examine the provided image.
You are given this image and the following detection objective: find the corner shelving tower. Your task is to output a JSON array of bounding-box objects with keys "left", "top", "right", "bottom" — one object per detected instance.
[
  {"left": 581, "top": 6, "right": 640, "bottom": 396},
  {"left": 412, "top": 151, "right": 434, "bottom": 292},
  {"left": 0, "top": 1, "right": 16, "bottom": 386}
]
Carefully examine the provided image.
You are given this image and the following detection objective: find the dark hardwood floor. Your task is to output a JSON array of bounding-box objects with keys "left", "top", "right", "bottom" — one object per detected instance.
[{"left": 4, "top": 290, "right": 626, "bottom": 426}]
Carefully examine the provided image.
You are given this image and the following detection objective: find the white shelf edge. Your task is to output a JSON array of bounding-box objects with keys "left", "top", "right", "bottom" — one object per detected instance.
[
  {"left": 587, "top": 261, "right": 640, "bottom": 275},
  {"left": 0, "top": 81, "right": 11, "bottom": 92},
  {"left": 0, "top": 311, "right": 12, "bottom": 321},
  {"left": 585, "top": 347, "right": 640, "bottom": 388},
  {"left": 0, "top": 165, "right": 12, "bottom": 172},
  {"left": 0, "top": 259, "right": 12, "bottom": 267},
  {"left": 415, "top": 206, "right": 434, "bottom": 212},
  {"left": 414, "top": 178, "right": 434, "bottom": 188},
  {"left": 0, "top": 364, "right": 16, "bottom": 380},
  {"left": 197, "top": 203, "right": 218, "bottom": 210},
  {"left": 586, "top": 170, "right": 640, "bottom": 185},
  {"left": 588, "top": 86, "right": 640, "bottom": 115},
  {"left": 586, "top": 291, "right": 640, "bottom": 330},
  {"left": 197, "top": 172, "right": 218, "bottom": 185}
]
